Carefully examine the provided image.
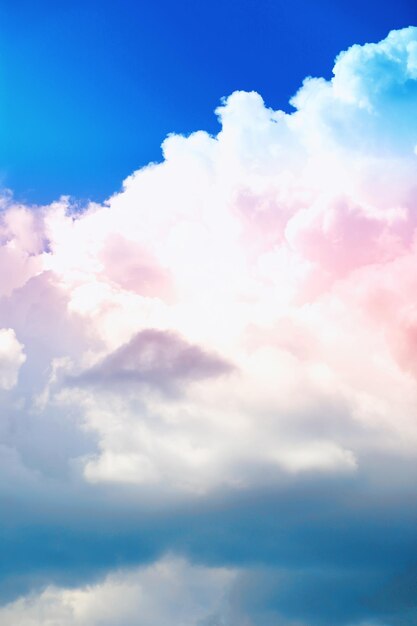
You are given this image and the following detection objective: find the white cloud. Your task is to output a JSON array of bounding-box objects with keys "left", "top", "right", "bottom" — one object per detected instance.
[
  {"left": 0, "top": 328, "right": 26, "bottom": 390},
  {"left": 0, "top": 556, "right": 236, "bottom": 626},
  {"left": 1, "top": 27, "right": 417, "bottom": 493}
]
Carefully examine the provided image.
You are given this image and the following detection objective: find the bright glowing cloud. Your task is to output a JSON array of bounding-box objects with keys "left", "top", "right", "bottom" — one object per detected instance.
[{"left": 2, "top": 27, "right": 417, "bottom": 489}]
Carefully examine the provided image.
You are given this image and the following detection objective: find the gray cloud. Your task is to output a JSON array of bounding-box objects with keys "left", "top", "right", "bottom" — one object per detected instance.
[
  {"left": 69, "top": 329, "right": 234, "bottom": 395},
  {"left": 1, "top": 465, "right": 416, "bottom": 624}
]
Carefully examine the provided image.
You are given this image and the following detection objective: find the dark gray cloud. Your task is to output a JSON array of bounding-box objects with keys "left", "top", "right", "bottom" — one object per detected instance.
[{"left": 1, "top": 463, "right": 417, "bottom": 625}]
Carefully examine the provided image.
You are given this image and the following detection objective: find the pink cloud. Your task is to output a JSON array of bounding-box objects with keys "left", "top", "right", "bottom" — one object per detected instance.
[{"left": 1, "top": 27, "right": 417, "bottom": 490}]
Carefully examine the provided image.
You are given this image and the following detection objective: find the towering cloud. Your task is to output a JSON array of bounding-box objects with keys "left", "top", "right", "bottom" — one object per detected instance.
[{"left": 1, "top": 26, "right": 417, "bottom": 626}]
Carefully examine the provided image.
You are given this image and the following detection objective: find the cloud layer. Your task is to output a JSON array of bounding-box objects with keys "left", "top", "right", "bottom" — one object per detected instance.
[
  {"left": 1, "top": 26, "right": 417, "bottom": 626},
  {"left": 0, "top": 557, "right": 236, "bottom": 626}
]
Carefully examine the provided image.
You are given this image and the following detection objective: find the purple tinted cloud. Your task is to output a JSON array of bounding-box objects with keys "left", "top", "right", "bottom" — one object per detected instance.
[{"left": 70, "top": 329, "right": 234, "bottom": 394}]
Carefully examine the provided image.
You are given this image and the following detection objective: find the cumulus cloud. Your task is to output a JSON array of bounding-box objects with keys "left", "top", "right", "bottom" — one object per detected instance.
[
  {"left": 1, "top": 25, "right": 417, "bottom": 626},
  {"left": 1, "top": 28, "right": 417, "bottom": 492},
  {"left": 0, "top": 556, "right": 236, "bottom": 626}
]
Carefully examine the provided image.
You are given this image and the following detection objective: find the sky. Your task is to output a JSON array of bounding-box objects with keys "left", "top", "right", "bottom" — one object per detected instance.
[
  {"left": 1, "top": 3, "right": 417, "bottom": 626},
  {"left": 0, "top": 0, "right": 416, "bottom": 203}
]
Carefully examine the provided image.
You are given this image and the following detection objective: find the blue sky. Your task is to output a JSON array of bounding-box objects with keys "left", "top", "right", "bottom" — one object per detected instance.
[{"left": 1, "top": 0, "right": 416, "bottom": 203}]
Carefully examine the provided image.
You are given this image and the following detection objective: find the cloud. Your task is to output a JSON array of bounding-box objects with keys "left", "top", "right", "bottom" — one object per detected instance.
[
  {"left": 0, "top": 328, "right": 26, "bottom": 390},
  {"left": 332, "top": 26, "right": 417, "bottom": 111},
  {"left": 0, "top": 556, "right": 236, "bottom": 626},
  {"left": 1, "top": 471, "right": 416, "bottom": 623},
  {"left": 69, "top": 328, "right": 234, "bottom": 394},
  {"left": 0, "top": 21, "right": 415, "bottom": 497},
  {"left": 0, "top": 25, "right": 417, "bottom": 626}
]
